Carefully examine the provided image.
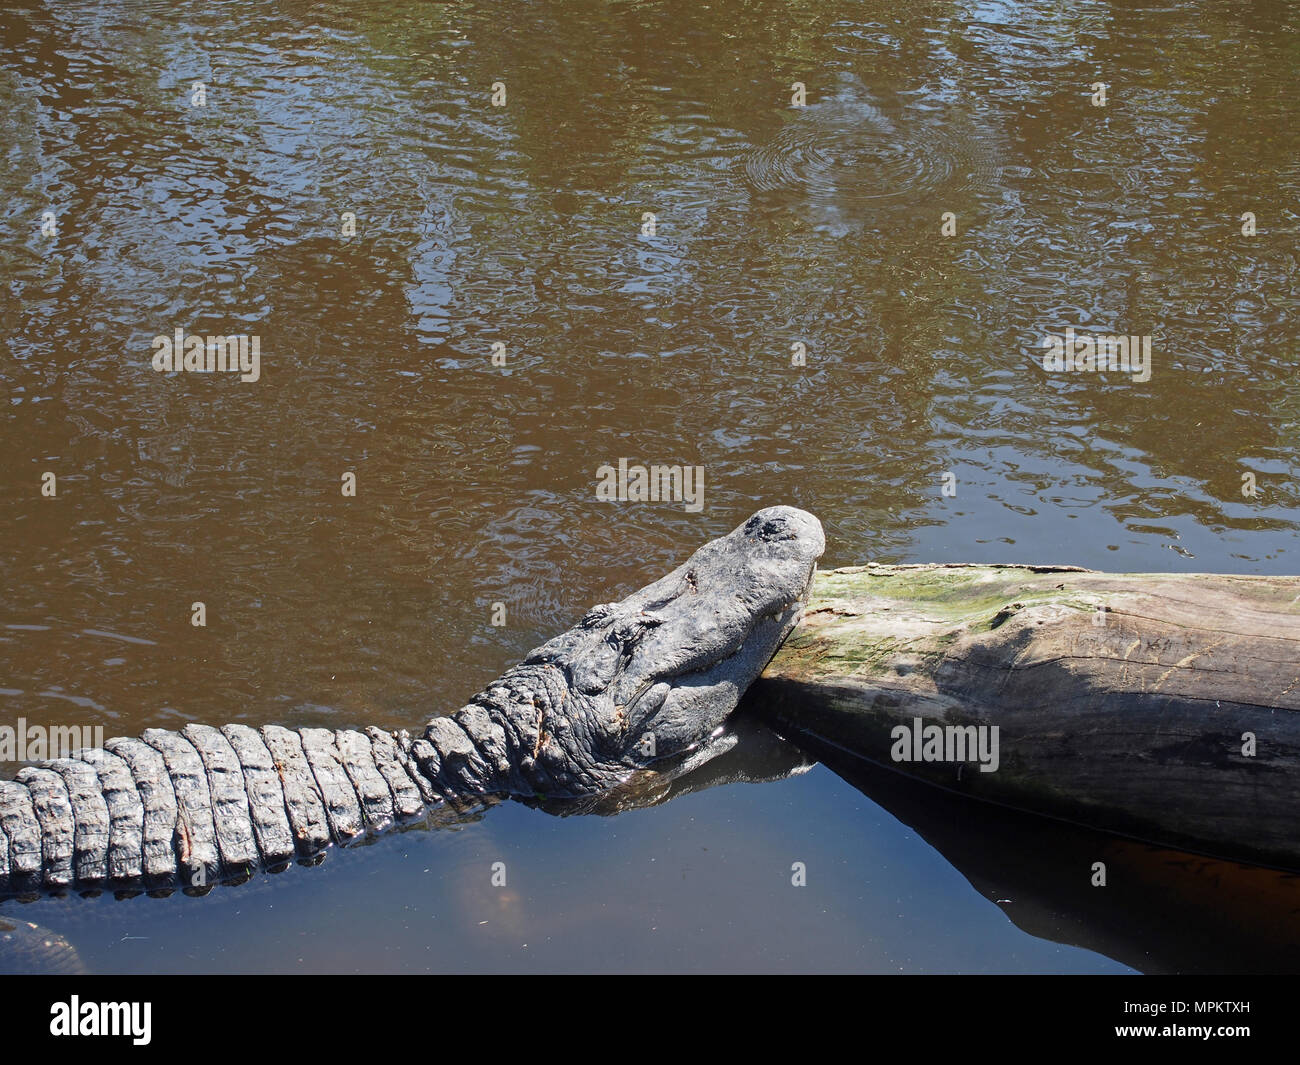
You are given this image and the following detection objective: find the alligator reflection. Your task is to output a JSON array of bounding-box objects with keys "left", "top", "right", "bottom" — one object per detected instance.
[
  {"left": 0, "top": 714, "right": 810, "bottom": 909},
  {"left": 768, "top": 725, "right": 1300, "bottom": 975},
  {"left": 5, "top": 713, "right": 1295, "bottom": 975},
  {"left": 533, "top": 714, "right": 816, "bottom": 818},
  {"left": 379, "top": 715, "right": 814, "bottom": 832},
  {"left": 0, "top": 717, "right": 814, "bottom": 973}
]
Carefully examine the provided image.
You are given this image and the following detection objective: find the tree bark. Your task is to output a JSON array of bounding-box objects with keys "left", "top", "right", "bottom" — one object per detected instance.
[{"left": 753, "top": 564, "right": 1300, "bottom": 871}]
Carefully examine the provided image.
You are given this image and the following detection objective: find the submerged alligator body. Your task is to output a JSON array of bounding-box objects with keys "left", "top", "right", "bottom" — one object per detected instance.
[{"left": 0, "top": 507, "right": 823, "bottom": 898}]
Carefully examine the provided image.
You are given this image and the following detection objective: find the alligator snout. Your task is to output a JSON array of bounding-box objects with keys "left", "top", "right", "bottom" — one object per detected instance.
[{"left": 744, "top": 505, "right": 824, "bottom": 552}]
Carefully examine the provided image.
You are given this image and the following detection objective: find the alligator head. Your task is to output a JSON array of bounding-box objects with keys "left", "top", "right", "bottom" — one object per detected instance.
[{"left": 418, "top": 506, "right": 826, "bottom": 798}]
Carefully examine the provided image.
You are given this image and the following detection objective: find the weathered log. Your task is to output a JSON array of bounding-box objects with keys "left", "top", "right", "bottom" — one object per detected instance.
[{"left": 752, "top": 564, "right": 1300, "bottom": 871}]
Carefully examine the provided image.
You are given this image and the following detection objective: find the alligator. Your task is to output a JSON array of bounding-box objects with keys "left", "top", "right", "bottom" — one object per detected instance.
[{"left": 0, "top": 506, "right": 824, "bottom": 899}]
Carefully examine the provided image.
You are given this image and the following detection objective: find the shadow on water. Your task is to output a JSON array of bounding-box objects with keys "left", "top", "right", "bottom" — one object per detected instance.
[{"left": 762, "top": 722, "right": 1300, "bottom": 975}]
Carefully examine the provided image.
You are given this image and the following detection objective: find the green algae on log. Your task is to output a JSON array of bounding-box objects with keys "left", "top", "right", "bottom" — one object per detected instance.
[{"left": 752, "top": 564, "right": 1300, "bottom": 871}]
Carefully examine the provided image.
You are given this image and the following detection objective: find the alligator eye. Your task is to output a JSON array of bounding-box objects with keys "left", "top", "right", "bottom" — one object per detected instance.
[
  {"left": 579, "top": 604, "right": 617, "bottom": 628},
  {"left": 612, "top": 611, "right": 663, "bottom": 644}
]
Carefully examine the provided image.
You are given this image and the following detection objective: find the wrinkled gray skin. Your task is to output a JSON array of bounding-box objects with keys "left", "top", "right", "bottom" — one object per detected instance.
[{"left": 0, "top": 507, "right": 823, "bottom": 898}]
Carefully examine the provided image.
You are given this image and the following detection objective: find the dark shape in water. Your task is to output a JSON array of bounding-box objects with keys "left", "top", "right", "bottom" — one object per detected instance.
[{"left": 765, "top": 729, "right": 1300, "bottom": 975}]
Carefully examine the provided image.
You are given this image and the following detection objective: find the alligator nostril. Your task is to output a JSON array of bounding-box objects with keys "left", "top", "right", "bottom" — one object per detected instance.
[
  {"left": 740, "top": 507, "right": 824, "bottom": 557},
  {"left": 746, "top": 515, "right": 792, "bottom": 541}
]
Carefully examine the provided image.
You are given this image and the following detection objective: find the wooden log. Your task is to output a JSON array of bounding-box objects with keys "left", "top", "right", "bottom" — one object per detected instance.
[{"left": 752, "top": 564, "right": 1300, "bottom": 871}]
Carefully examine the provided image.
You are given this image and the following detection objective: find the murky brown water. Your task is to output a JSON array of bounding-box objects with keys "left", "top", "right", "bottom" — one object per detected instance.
[{"left": 2, "top": 0, "right": 1298, "bottom": 972}]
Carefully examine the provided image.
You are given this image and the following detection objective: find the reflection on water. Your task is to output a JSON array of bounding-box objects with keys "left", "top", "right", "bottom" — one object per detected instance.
[
  {"left": 778, "top": 731, "right": 1300, "bottom": 975},
  {"left": 1, "top": 0, "right": 1298, "bottom": 971},
  {"left": 0, "top": 720, "right": 1129, "bottom": 974}
]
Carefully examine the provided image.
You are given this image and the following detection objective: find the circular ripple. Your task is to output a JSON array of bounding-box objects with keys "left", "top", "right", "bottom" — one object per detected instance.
[{"left": 744, "top": 101, "right": 997, "bottom": 206}]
